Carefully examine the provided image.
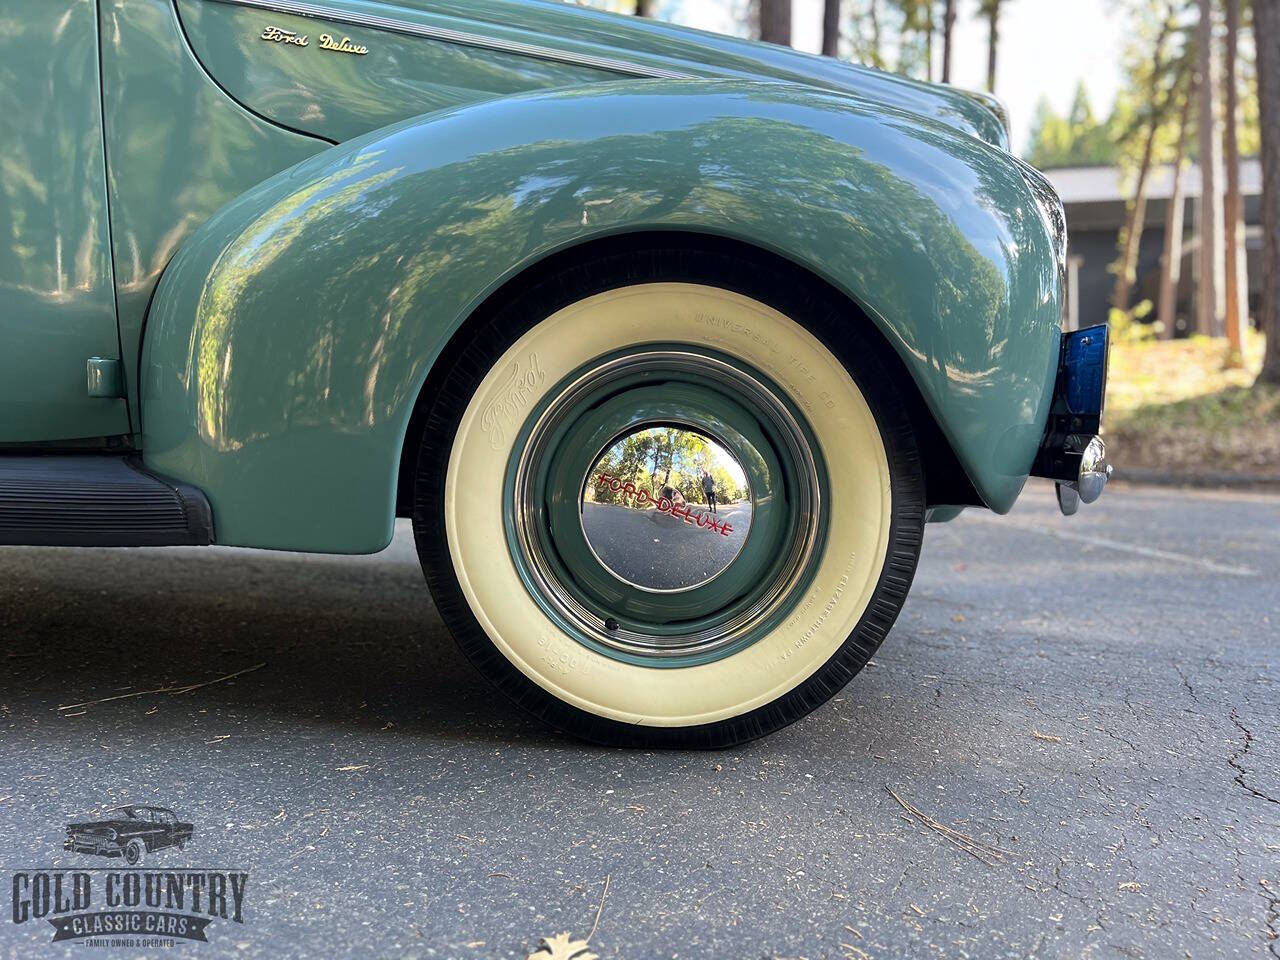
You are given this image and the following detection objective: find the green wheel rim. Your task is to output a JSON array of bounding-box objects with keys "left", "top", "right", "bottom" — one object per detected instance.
[{"left": 504, "top": 346, "right": 829, "bottom": 667}]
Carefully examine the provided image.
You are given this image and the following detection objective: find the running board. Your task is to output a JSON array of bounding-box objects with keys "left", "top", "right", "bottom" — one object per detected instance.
[{"left": 0, "top": 455, "right": 213, "bottom": 547}]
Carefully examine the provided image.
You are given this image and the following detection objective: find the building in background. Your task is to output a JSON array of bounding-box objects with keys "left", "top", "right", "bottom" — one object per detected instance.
[{"left": 1045, "top": 161, "right": 1263, "bottom": 333}]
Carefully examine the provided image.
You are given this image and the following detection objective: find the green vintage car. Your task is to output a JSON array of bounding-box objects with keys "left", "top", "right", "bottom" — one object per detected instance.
[{"left": 1, "top": 0, "right": 1109, "bottom": 746}]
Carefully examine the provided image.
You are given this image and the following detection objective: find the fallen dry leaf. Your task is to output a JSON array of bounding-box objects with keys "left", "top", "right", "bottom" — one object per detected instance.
[{"left": 528, "top": 931, "right": 598, "bottom": 960}]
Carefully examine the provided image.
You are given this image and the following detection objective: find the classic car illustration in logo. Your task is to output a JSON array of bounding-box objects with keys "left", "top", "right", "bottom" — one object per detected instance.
[
  {"left": 6, "top": 805, "right": 245, "bottom": 945},
  {"left": 65, "top": 806, "right": 194, "bottom": 866}
]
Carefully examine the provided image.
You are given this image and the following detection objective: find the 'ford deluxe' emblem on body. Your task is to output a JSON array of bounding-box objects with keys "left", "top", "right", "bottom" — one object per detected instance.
[
  {"left": 318, "top": 33, "right": 369, "bottom": 55},
  {"left": 259, "top": 25, "right": 308, "bottom": 46},
  {"left": 259, "top": 26, "right": 369, "bottom": 55}
]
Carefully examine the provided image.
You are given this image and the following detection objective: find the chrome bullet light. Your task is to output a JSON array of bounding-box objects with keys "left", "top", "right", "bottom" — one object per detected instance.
[{"left": 1055, "top": 435, "right": 1112, "bottom": 517}]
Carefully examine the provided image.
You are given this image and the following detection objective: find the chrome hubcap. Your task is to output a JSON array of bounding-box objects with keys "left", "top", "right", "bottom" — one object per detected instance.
[
  {"left": 508, "top": 349, "right": 825, "bottom": 662},
  {"left": 583, "top": 425, "right": 753, "bottom": 592}
]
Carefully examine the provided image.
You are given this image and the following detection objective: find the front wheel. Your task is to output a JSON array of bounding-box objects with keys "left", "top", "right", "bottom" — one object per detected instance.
[
  {"left": 123, "top": 839, "right": 145, "bottom": 866},
  {"left": 413, "top": 243, "right": 924, "bottom": 747}
]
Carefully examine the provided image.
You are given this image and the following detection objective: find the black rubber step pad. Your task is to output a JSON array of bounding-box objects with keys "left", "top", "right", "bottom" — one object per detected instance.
[{"left": 0, "top": 456, "right": 213, "bottom": 547}]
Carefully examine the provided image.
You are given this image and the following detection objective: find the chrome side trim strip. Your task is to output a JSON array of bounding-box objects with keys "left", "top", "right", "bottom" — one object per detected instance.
[{"left": 205, "top": 0, "right": 695, "bottom": 79}]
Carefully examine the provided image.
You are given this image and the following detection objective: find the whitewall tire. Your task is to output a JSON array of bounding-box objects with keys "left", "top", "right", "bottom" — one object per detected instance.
[{"left": 412, "top": 238, "right": 924, "bottom": 747}]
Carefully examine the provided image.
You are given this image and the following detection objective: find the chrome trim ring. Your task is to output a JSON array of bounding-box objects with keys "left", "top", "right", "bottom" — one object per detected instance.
[
  {"left": 206, "top": 0, "right": 695, "bottom": 79},
  {"left": 511, "top": 350, "right": 822, "bottom": 660}
]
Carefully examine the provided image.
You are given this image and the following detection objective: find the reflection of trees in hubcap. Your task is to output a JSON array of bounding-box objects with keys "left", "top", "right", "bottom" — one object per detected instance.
[
  {"left": 586, "top": 426, "right": 749, "bottom": 508},
  {"left": 583, "top": 426, "right": 752, "bottom": 592}
]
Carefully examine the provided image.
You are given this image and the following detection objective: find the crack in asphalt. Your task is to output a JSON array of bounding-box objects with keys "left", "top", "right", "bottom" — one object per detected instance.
[
  {"left": 1229, "top": 710, "right": 1280, "bottom": 805},
  {"left": 1175, "top": 663, "right": 1201, "bottom": 704},
  {"left": 1261, "top": 880, "right": 1280, "bottom": 959},
  {"left": 1045, "top": 857, "right": 1100, "bottom": 913},
  {"left": 1102, "top": 725, "right": 1140, "bottom": 753}
]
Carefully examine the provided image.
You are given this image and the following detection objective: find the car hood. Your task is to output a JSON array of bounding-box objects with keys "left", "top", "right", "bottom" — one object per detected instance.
[
  {"left": 411, "top": 0, "right": 1009, "bottom": 147},
  {"left": 177, "top": 0, "right": 1009, "bottom": 149}
]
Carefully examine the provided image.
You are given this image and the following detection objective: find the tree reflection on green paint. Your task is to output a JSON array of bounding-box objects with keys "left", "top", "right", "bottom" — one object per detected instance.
[{"left": 153, "top": 82, "right": 1057, "bottom": 518}]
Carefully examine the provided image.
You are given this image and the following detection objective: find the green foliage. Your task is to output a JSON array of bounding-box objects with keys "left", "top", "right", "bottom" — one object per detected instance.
[
  {"left": 1026, "top": 83, "right": 1120, "bottom": 169},
  {"left": 1108, "top": 301, "right": 1160, "bottom": 342},
  {"left": 1025, "top": 1, "right": 1256, "bottom": 172},
  {"left": 1111, "top": 2, "right": 1188, "bottom": 153}
]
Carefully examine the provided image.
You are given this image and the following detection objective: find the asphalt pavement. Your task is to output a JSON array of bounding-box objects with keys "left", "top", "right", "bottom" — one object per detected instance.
[{"left": 0, "top": 481, "right": 1277, "bottom": 959}]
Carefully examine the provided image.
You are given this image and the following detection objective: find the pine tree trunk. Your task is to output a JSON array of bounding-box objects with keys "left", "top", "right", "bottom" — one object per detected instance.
[
  {"left": 924, "top": 2, "right": 934, "bottom": 82},
  {"left": 1158, "top": 83, "right": 1195, "bottom": 340},
  {"left": 634, "top": 0, "right": 657, "bottom": 16},
  {"left": 1198, "top": 0, "right": 1227, "bottom": 337},
  {"left": 942, "top": 0, "right": 956, "bottom": 82},
  {"left": 870, "top": 0, "right": 882, "bottom": 63},
  {"left": 822, "top": 0, "right": 840, "bottom": 56},
  {"left": 1113, "top": 17, "right": 1176, "bottom": 317},
  {"left": 1223, "top": 0, "right": 1249, "bottom": 361},
  {"left": 759, "top": 0, "right": 792, "bottom": 45},
  {"left": 985, "top": 1, "right": 1000, "bottom": 92},
  {"left": 1112, "top": 124, "right": 1159, "bottom": 315},
  {"left": 1256, "top": 0, "right": 1280, "bottom": 384}
]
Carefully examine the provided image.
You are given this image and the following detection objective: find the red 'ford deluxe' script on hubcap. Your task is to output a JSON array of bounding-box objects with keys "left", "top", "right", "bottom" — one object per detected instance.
[{"left": 596, "top": 474, "right": 734, "bottom": 536}]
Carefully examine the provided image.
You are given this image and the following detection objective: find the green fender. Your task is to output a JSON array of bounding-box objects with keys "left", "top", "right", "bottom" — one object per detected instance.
[{"left": 141, "top": 79, "right": 1063, "bottom": 553}]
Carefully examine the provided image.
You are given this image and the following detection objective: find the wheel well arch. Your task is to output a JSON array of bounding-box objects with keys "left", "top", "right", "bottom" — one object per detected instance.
[{"left": 395, "top": 231, "right": 980, "bottom": 518}]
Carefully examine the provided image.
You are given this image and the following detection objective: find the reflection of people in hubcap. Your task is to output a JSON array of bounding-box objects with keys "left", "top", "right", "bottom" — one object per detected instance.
[
  {"left": 653, "top": 483, "right": 683, "bottom": 522},
  {"left": 701, "top": 471, "right": 717, "bottom": 514}
]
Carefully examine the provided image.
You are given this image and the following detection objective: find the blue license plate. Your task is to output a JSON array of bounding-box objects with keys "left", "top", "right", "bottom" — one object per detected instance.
[{"left": 1061, "top": 323, "right": 1108, "bottom": 417}]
